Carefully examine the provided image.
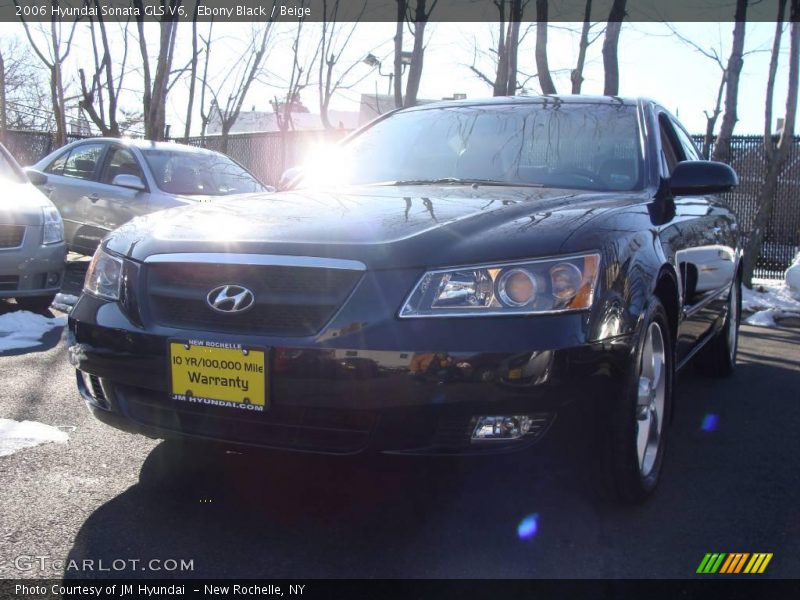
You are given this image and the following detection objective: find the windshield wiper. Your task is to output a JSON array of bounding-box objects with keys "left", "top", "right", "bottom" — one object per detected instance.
[{"left": 386, "top": 177, "right": 543, "bottom": 188}]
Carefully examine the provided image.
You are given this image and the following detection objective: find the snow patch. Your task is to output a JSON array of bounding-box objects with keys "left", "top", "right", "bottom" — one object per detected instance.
[
  {"left": 0, "top": 419, "right": 69, "bottom": 457},
  {"left": 0, "top": 311, "right": 66, "bottom": 352},
  {"left": 51, "top": 293, "right": 80, "bottom": 313},
  {"left": 742, "top": 279, "right": 800, "bottom": 327}
]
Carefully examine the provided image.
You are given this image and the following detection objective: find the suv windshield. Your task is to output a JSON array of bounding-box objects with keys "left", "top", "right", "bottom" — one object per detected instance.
[
  {"left": 141, "top": 148, "right": 265, "bottom": 196},
  {"left": 337, "top": 102, "right": 643, "bottom": 192}
]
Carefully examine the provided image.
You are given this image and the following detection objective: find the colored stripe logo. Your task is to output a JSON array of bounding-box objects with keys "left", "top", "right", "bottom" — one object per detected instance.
[{"left": 697, "top": 553, "right": 773, "bottom": 574}]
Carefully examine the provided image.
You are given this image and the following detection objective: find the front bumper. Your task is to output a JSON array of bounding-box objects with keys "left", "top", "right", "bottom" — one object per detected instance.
[
  {"left": 69, "top": 295, "right": 636, "bottom": 455},
  {"left": 0, "top": 224, "right": 65, "bottom": 298}
]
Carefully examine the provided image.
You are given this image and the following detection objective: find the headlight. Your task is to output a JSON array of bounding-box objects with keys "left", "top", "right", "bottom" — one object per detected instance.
[
  {"left": 42, "top": 206, "right": 64, "bottom": 244},
  {"left": 399, "top": 253, "right": 600, "bottom": 318},
  {"left": 84, "top": 248, "right": 123, "bottom": 301}
]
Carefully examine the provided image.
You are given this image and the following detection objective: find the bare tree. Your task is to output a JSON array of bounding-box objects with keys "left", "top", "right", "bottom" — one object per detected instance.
[
  {"left": 571, "top": 0, "right": 594, "bottom": 93},
  {"left": 77, "top": 3, "right": 132, "bottom": 137},
  {"left": 468, "top": 1, "right": 529, "bottom": 96},
  {"left": 318, "top": 0, "right": 370, "bottom": 128},
  {"left": 712, "top": 0, "right": 748, "bottom": 164},
  {"left": 0, "top": 38, "right": 50, "bottom": 132},
  {"left": 203, "top": 21, "right": 276, "bottom": 152},
  {"left": 393, "top": 0, "right": 406, "bottom": 108},
  {"left": 183, "top": 0, "right": 201, "bottom": 141},
  {"left": 535, "top": 0, "right": 556, "bottom": 94},
  {"left": 403, "top": 0, "right": 438, "bottom": 107},
  {"left": 602, "top": 0, "right": 626, "bottom": 95},
  {"left": 742, "top": 0, "right": 798, "bottom": 286},
  {"left": 666, "top": 20, "right": 762, "bottom": 159},
  {"left": 14, "top": 0, "right": 78, "bottom": 145},
  {"left": 133, "top": 0, "right": 181, "bottom": 141}
]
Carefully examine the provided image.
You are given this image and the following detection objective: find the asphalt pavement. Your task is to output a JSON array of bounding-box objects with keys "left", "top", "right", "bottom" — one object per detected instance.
[{"left": 0, "top": 267, "right": 798, "bottom": 579}]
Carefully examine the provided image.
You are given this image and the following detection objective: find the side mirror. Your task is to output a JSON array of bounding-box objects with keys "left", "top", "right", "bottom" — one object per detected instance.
[
  {"left": 670, "top": 161, "right": 738, "bottom": 196},
  {"left": 25, "top": 169, "right": 48, "bottom": 186},
  {"left": 112, "top": 174, "right": 146, "bottom": 191},
  {"left": 278, "top": 167, "right": 303, "bottom": 191}
]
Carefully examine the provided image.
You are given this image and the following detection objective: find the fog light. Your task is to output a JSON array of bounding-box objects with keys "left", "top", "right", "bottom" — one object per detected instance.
[
  {"left": 472, "top": 415, "right": 534, "bottom": 441},
  {"left": 47, "top": 271, "right": 60, "bottom": 286}
]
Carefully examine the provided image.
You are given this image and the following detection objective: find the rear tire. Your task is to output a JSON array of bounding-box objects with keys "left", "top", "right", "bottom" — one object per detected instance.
[
  {"left": 601, "top": 298, "right": 674, "bottom": 504},
  {"left": 696, "top": 278, "right": 740, "bottom": 377},
  {"left": 15, "top": 294, "right": 56, "bottom": 313}
]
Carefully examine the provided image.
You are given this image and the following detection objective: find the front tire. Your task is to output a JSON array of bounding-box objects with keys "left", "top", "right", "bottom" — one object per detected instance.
[
  {"left": 696, "top": 278, "right": 740, "bottom": 377},
  {"left": 604, "top": 299, "right": 674, "bottom": 504}
]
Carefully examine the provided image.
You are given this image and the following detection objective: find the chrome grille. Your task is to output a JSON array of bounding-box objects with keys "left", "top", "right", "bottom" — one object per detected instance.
[
  {"left": 0, "top": 225, "right": 25, "bottom": 248},
  {"left": 144, "top": 255, "right": 364, "bottom": 337}
]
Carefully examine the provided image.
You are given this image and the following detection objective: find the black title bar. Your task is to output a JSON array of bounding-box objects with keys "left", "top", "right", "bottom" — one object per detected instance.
[{"left": 1, "top": 0, "right": 790, "bottom": 23}]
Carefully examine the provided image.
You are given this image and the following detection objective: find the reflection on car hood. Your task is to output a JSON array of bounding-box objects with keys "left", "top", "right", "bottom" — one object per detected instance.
[
  {"left": 0, "top": 181, "right": 54, "bottom": 225},
  {"left": 172, "top": 191, "right": 266, "bottom": 203},
  {"left": 107, "top": 184, "right": 647, "bottom": 268}
]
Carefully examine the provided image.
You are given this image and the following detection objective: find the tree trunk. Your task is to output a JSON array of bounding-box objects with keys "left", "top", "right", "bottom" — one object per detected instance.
[
  {"left": 602, "top": 0, "right": 626, "bottom": 96},
  {"left": 571, "top": 0, "right": 592, "bottom": 94},
  {"left": 535, "top": 0, "right": 556, "bottom": 94},
  {"left": 404, "top": 0, "right": 430, "bottom": 107},
  {"left": 505, "top": 0, "right": 522, "bottom": 95},
  {"left": 492, "top": 3, "right": 508, "bottom": 96},
  {"left": 393, "top": 0, "right": 405, "bottom": 108},
  {"left": 712, "top": 0, "right": 748, "bottom": 164},
  {"left": 0, "top": 50, "right": 6, "bottom": 135},
  {"left": 184, "top": 5, "right": 199, "bottom": 141},
  {"left": 742, "top": 0, "right": 796, "bottom": 287}
]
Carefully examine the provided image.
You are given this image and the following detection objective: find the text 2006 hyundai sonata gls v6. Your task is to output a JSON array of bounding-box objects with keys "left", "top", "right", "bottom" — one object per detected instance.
[{"left": 68, "top": 96, "right": 741, "bottom": 503}]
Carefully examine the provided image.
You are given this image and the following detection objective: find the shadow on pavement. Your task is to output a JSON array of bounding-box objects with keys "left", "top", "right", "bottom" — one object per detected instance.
[
  {"left": 62, "top": 324, "right": 800, "bottom": 579},
  {"left": 0, "top": 301, "right": 66, "bottom": 357}
]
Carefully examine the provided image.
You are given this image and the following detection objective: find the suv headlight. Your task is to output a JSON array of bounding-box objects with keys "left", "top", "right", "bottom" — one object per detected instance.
[
  {"left": 84, "top": 247, "right": 123, "bottom": 301},
  {"left": 42, "top": 206, "right": 64, "bottom": 244},
  {"left": 399, "top": 253, "right": 600, "bottom": 318}
]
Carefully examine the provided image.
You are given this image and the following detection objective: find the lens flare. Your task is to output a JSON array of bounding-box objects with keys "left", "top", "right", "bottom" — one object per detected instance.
[
  {"left": 701, "top": 413, "right": 719, "bottom": 432},
  {"left": 517, "top": 513, "right": 539, "bottom": 540}
]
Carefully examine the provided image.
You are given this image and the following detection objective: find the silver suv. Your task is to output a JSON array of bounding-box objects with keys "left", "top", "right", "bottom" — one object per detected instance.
[{"left": 0, "top": 143, "right": 66, "bottom": 312}]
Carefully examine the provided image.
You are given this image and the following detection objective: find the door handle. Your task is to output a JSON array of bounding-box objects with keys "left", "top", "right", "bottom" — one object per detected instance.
[{"left": 88, "top": 193, "right": 100, "bottom": 202}]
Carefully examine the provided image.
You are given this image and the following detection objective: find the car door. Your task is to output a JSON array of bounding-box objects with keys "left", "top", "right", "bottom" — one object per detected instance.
[
  {"left": 40, "top": 141, "right": 109, "bottom": 254},
  {"left": 656, "top": 111, "right": 737, "bottom": 363},
  {"left": 84, "top": 145, "right": 152, "bottom": 247}
]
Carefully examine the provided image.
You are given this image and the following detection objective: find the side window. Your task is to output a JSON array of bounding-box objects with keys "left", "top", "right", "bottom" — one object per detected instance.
[
  {"left": 45, "top": 150, "right": 70, "bottom": 176},
  {"left": 101, "top": 147, "right": 145, "bottom": 185},
  {"left": 671, "top": 121, "right": 701, "bottom": 161},
  {"left": 62, "top": 144, "right": 105, "bottom": 180},
  {"left": 658, "top": 115, "right": 681, "bottom": 175}
]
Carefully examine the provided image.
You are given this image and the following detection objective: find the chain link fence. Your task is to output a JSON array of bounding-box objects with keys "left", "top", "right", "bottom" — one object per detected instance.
[
  {"left": 183, "top": 129, "right": 349, "bottom": 189},
  {"left": 693, "top": 135, "right": 800, "bottom": 279},
  {"left": 2, "top": 127, "right": 797, "bottom": 279},
  {"left": 0, "top": 129, "right": 88, "bottom": 167}
]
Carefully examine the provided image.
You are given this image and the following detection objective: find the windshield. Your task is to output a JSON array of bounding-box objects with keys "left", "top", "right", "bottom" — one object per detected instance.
[
  {"left": 0, "top": 146, "right": 25, "bottom": 184},
  {"left": 141, "top": 148, "right": 265, "bottom": 196},
  {"left": 335, "top": 103, "right": 643, "bottom": 192}
]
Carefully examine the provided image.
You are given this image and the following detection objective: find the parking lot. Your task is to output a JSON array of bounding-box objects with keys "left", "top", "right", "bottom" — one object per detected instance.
[{"left": 0, "top": 260, "right": 798, "bottom": 579}]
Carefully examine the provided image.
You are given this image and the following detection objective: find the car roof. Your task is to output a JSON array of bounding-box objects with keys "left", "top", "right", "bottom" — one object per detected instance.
[
  {"left": 69, "top": 137, "right": 219, "bottom": 156},
  {"left": 402, "top": 94, "right": 645, "bottom": 113}
]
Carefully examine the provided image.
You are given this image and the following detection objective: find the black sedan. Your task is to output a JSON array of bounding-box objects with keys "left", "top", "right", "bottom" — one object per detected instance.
[{"left": 68, "top": 96, "right": 740, "bottom": 503}]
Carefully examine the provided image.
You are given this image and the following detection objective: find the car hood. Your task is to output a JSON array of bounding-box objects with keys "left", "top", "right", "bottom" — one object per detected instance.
[
  {"left": 0, "top": 180, "right": 55, "bottom": 225},
  {"left": 107, "top": 184, "right": 648, "bottom": 269}
]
